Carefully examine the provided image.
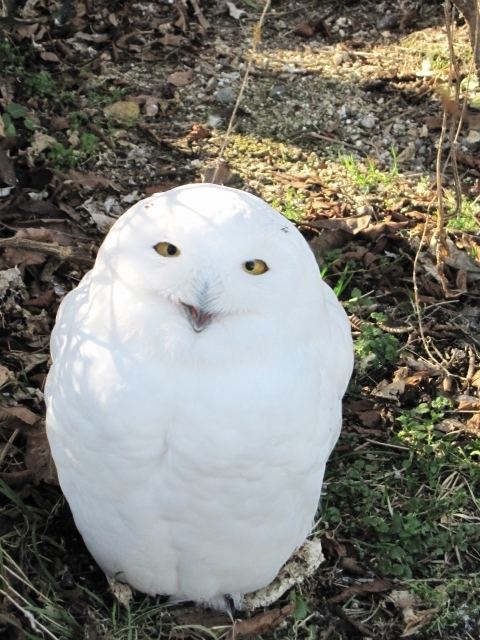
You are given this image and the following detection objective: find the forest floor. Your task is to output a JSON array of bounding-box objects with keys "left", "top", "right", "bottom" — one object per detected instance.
[{"left": 1, "top": 0, "right": 480, "bottom": 639}]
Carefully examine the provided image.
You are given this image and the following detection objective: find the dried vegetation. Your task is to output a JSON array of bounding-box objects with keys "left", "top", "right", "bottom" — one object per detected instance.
[{"left": 0, "top": 0, "right": 480, "bottom": 638}]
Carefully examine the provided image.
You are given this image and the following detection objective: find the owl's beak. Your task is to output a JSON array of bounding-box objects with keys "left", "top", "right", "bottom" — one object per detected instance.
[{"left": 182, "top": 303, "right": 213, "bottom": 333}]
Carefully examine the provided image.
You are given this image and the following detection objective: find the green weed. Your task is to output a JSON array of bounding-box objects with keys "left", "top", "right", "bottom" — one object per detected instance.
[
  {"left": 341, "top": 150, "right": 398, "bottom": 193},
  {"left": 271, "top": 187, "right": 306, "bottom": 223},
  {"left": 323, "top": 398, "right": 480, "bottom": 582},
  {"left": 48, "top": 142, "right": 77, "bottom": 170},
  {"left": 25, "top": 71, "right": 56, "bottom": 98},
  {"left": 353, "top": 314, "right": 400, "bottom": 371}
]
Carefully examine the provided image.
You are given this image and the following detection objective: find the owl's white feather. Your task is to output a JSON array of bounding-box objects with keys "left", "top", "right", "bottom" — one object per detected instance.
[{"left": 45, "top": 184, "right": 353, "bottom": 610}]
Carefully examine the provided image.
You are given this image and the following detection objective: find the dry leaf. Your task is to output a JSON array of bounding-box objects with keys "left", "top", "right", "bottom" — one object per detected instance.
[
  {"left": 40, "top": 51, "right": 61, "bottom": 63},
  {"left": 110, "top": 580, "right": 133, "bottom": 607},
  {"left": 328, "top": 578, "right": 394, "bottom": 604},
  {"left": 225, "top": 603, "right": 294, "bottom": 640},
  {"left": 187, "top": 124, "right": 211, "bottom": 141},
  {"left": 0, "top": 147, "right": 16, "bottom": 186},
  {"left": 309, "top": 214, "right": 372, "bottom": 235},
  {"left": 25, "top": 430, "right": 59, "bottom": 485},
  {"left": 0, "top": 405, "right": 41, "bottom": 430},
  {"left": 226, "top": 2, "right": 246, "bottom": 20},
  {"left": 0, "top": 365, "right": 15, "bottom": 388},
  {"left": 294, "top": 21, "right": 315, "bottom": 37},
  {"left": 202, "top": 163, "right": 231, "bottom": 185},
  {"left": 167, "top": 69, "right": 194, "bottom": 87}
]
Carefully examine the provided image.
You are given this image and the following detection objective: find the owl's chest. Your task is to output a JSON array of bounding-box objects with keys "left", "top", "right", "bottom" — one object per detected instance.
[{"left": 59, "top": 337, "right": 330, "bottom": 481}]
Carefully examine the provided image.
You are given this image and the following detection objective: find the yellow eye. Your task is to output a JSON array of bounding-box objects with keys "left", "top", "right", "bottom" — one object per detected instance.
[
  {"left": 154, "top": 242, "right": 181, "bottom": 257},
  {"left": 242, "top": 259, "right": 269, "bottom": 275}
]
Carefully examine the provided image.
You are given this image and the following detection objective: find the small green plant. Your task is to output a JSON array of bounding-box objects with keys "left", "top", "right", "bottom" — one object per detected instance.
[
  {"left": 344, "top": 286, "right": 374, "bottom": 313},
  {"left": 271, "top": 187, "right": 306, "bottom": 222},
  {"left": 48, "top": 142, "right": 77, "bottom": 170},
  {"left": 446, "top": 197, "right": 479, "bottom": 232},
  {"left": 80, "top": 132, "right": 99, "bottom": 155},
  {"left": 354, "top": 314, "right": 400, "bottom": 371},
  {"left": 341, "top": 149, "right": 398, "bottom": 193},
  {"left": 25, "top": 70, "right": 56, "bottom": 98},
  {"left": 0, "top": 39, "right": 30, "bottom": 76},
  {"left": 1, "top": 102, "right": 38, "bottom": 137}
]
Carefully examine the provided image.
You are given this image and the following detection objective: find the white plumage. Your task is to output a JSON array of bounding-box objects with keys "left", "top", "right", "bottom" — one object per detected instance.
[{"left": 45, "top": 184, "right": 353, "bottom": 610}]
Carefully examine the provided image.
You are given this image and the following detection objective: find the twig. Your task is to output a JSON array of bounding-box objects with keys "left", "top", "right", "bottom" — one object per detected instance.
[
  {"left": 0, "top": 427, "right": 19, "bottom": 464},
  {"left": 0, "top": 237, "right": 94, "bottom": 267},
  {"left": 188, "top": 0, "right": 210, "bottom": 32},
  {"left": 87, "top": 122, "right": 114, "bottom": 149},
  {"left": 213, "top": 0, "right": 271, "bottom": 183}
]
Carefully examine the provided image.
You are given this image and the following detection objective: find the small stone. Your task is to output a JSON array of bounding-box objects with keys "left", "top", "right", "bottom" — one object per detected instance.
[
  {"left": 467, "top": 130, "right": 480, "bottom": 144},
  {"left": 332, "top": 53, "right": 345, "bottom": 66},
  {"left": 377, "top": 15, "right": 399, "bottom": 30},
  {"left": 269, "top": 85, "right": 288, "bottom": 99},
  {"left": 356, "top": 205, "right": 374, "bottom": 215},
  {"left": 215, "top": 87, "right": 235, "bottom": 104},
  {"left": 205, "top": 77, "right": 217, "bottom": 94},
  {"left": 360, "top": 115, "right": 375, "bottom": 129},
  {"left": 207, "top": 114, "right": 222, "bottom": 127}
]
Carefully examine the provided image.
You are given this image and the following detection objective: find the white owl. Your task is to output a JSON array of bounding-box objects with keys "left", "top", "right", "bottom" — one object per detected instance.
[{"left": 45, "top": 184, "right": 353, "bottom": 610}]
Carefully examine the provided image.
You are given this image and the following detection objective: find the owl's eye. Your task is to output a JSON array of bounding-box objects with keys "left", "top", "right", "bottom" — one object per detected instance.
[
  {"left": 154, "top": 242, "right": 181, "bottom": 257},
  {"left": 242, "top": 259, "right": 269, "bottom": 275}
]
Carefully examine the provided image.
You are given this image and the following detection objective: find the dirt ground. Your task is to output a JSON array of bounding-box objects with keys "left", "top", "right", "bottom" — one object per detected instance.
[{"left": 1, "top": 0, "right": 480, "bottom": 639}]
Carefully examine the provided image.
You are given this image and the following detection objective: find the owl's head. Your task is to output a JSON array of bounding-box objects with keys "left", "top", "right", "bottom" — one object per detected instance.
[{"left": 94, "top": 184, "right": 323, "bottom": 334}]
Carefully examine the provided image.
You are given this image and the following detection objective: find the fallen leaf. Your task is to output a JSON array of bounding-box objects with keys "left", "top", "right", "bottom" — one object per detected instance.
[
  {"left": 167, "top": 69, "right": 194, "bottom": 87},
  {"left": 159, "top": 33, "right": 183, "bottom": 47},
  {"left": 340, "top": 557, "right": 365, "bottom": 575},
  {"left": 294, "top": 21, "right": 315, "bottom": 37},
  {"left": 187, "top": 124, "right": 211, "bottom": 141},
  {"left": 25, "top": 429, "right": 59, "bottom": 485},
  {"left": 328, "top": 578, "right": 394, "bottom": 603},
  {"left": 0, "top": 405, "right": 41, "bottom": 430},
  {"left": 202, "top": 162, "right": 231, "bottom": 185},
  {"left": 0, "top": 147, "right": 16, "bottom": 186},
  {"left": 0, "top": 364, "right": 15, "bottom": 388},
  {"left": 110, "top": 580, "right": 133, "bottom": 607},
  {"left": 225, "top": 602, "right": 294, "bottom": 640},
  {"left": 226, "top": 2, "right": 246, "bottom": 19},
  {"left": 40, "top": 51, "right": 61, "bottom": 63},
  {"left": 309, "top": 214, "right": 372, "bottom": 235}
]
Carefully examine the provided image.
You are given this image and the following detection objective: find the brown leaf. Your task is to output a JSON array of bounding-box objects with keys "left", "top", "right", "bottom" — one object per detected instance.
[
  {"left": 328, "top": 578, "right": 394, "bottom": 604},
  {"left": 14, "top": 23, "right": 39, "bottom": 40},
  {"left": 40, "top": 51, "right": 61, "bottom": 63},
  {"left": 0, "top": 405, "right": 41, "bottom": 431},
  {"left": 24, "top": 288, "right": 55, "bottom": 309},
  {"left": 294, "top": 21, "right": 315, "bottom": 37},
  {"left": 50, "top": 116, "right": 69, "bottom": 131},
  {"left": 225, "top": 603, "right": 295, "bottom": 640},
  {"left": 340, "top": 557, "right": 365, "bottom": 575},
  {"left": 456, "top": 268, "right": 468, "bottom": 292},
  {"left": 159, "top": 33, "right": 183, "bottom": 47},
  {"left": 187, "top": 124, "right": 211, "bottom": 141},
  {"left": 173, "top": 0, "right": 189, "bottom": 31},
  {"left": 321, "top": 535, "right": 347, "bottom": 559},
  {"left": 167, "top": 69, "right": 194, "bottom": 87},
  {"left": 358, "top": 410, "right": 382, "bottom": 428},
  {"left": 202, "top": 163, "right": 231, "bottom": 185},
  {"left": 0, "top": 147, "right": 16, "bottom": 186},
  {"left": 25, "top": 429, "right": 59, "bottom": 485},
  {"left": 309, "top": 214, "right": 372, "bottom": 235}
]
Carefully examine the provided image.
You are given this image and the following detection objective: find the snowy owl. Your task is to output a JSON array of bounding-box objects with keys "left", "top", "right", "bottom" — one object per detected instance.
[{"left": 45, "top": 184, "right": 353, "bottom": 610}]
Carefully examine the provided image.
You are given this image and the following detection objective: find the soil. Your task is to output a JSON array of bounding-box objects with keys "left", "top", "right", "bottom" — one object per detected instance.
[{"left": 1, "top": 1, "right": 480, "bottom": 639}]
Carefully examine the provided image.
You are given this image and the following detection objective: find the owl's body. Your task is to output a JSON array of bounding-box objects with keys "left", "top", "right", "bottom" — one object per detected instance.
[{"left": 45, "top": 184, "right": 353, "bottom": 609}]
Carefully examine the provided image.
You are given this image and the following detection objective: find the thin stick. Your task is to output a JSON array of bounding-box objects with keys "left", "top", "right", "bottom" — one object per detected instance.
[
  {"left": 212, "top": 0, "right": 271, "bottom": 183},
  {"left": 189, "top": 0, "right": 210, "bottom": 31}
]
